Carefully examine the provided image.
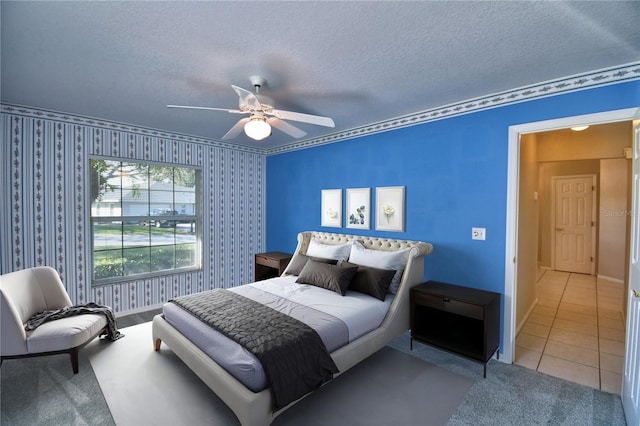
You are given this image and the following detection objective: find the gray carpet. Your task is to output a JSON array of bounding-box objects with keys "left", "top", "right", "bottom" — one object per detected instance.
[
  {"left": 272, "top": 346, "right": 473, "bottom": 426},
  {"left": 0, "top": 351, "right": 114, "bottom": 425},
  {"left": 389, "top": 333, "right": 627, "bottom": 426},
  {"left": 1, "top": 316, "right": 628, "bottom": 426},
  {"left": 0, "top": 309, "right": 158, "bottom": 426},
  {"left": 87, "top": 322, "right": 474, "bottom": 426}
]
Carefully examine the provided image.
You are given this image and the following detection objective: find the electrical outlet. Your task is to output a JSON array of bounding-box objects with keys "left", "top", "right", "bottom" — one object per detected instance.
[{"left": 472, "top": 227, "right": 486, "bottom": 240}]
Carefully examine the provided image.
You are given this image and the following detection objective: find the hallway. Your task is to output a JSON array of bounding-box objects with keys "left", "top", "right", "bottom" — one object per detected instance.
[{"left": 514, "top": 270, "right": 626, "bottom": 394}]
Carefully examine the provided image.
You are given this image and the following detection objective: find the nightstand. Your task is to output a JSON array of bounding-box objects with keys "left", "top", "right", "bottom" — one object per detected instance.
[
  {"left": 410, "top": 280, "right": 500, "bottom": 378},
  {"left": 254, "top": 251, "right": 292, "bottom": 281}
]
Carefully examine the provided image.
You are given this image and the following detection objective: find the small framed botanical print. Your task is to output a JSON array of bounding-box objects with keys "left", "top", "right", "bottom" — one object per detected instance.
[
  {"left": 321, "top": 189, "right": 342, "bottom": 227},
  {"left": 346, "top": 188, "right": 370, "bottom": 229},
  {"left": 375, "top": 186, "right": 405, "bottom": 232}
]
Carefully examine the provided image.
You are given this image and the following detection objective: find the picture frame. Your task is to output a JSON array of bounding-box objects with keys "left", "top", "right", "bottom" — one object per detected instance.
[
  {"left": 346, "top": 188, "right": 370, "bottom": 229},
  {"left": 375, "top": 186, "right": 405, "bottom": 232},
  {"left": 321, "top": 189, "right": 342, "bottom": 228}
]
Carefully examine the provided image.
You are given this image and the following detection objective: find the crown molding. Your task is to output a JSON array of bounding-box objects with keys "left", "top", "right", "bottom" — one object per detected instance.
[
  {"left": 3, "top": 61, "right": 638, "bottom": 157},
  {"left": 265, "top": 61, "right": 640, "bottom": 155},
  {"left": 0, "top": 103, "right": 265, "bottom": 155}
]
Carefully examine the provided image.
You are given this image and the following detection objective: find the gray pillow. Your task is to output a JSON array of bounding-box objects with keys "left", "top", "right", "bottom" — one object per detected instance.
[
  {"left": 342, "top": 262, "right": 395, "bottom": 301},
  {"left": 287, "top": 254, "right": 338, "bottom": 276},
  {"left": 296, "top": 260, "right": 358, "bottom": 296}
]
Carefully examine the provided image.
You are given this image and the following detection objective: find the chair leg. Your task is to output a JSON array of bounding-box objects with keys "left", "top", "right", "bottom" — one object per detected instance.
[{"left": 69, "top": 348, "right": 80, "bottom": 374}]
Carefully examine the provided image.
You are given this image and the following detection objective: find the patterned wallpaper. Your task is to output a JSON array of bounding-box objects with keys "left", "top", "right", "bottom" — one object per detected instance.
[{"left": 0, "top": 109, "right": 265, "bottom": 314}]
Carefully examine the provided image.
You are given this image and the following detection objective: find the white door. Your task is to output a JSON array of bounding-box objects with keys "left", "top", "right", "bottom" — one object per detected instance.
[
  {"left": 623, "top": 121, "right": 640, "bottom": 425},
  {"left": 553, "top": 175, "right": 595, "bottom": 274}
]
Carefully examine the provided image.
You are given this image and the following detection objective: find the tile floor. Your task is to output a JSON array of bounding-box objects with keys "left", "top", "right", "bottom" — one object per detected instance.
[{"left": 514, "top": 269, "right": 626, "bottom": 395}]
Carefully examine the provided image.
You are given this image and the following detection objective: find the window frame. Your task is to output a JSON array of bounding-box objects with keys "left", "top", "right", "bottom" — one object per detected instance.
[{"left": 89, "top": 156, "right": 202, "bottom": 286}]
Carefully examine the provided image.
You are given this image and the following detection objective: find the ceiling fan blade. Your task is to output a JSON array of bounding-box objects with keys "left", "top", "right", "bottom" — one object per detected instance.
[
  {"left": 167, "top": 105, "right": 244, "bottom": 114},
  {"left": 271, "top": 109, "right": 335, "bottom": 128},
  {"left": 267, "top": 117, "right": 307, "bottom": 139},
  {"left": 231, "top": 85, "right": 262, "bottom": 111},
  {"left": 222, "top": 118, "right": 250, "bottom": 140}
]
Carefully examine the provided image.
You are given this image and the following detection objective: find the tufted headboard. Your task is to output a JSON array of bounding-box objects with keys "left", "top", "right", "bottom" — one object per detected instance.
[
  {"left": 291, "top": 231, "right": 433, "bottom": 257},
  {"left": 284, "top": 231, "right": 433, "bottom": 279},
  {"left": 283, "top": 231, "right": 433, "bottom": 366}
]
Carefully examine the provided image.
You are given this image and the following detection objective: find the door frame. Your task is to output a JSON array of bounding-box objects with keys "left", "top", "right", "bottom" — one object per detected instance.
[
  {"left": 550, "top": 174, "right": 596, "bottom": 274},
  {"left": 622, "top": 119, "right": 640, "bottom": 425},
  {"left": 503, "top": 107, "right": 640, "bottom": 364}
]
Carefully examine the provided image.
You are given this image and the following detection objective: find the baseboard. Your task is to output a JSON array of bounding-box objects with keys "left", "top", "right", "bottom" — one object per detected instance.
[
  {"left": 115, "top": 303, "right": 163, "bottom": 318},
  {"left": 596, "top": 274, "right": 624, "bottom": 284}
]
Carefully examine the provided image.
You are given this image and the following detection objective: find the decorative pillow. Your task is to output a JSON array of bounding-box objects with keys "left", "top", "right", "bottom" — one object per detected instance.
[
  {"left": 296, "top": 260, "right": 358, "bottom": 296},
  {"left": 286, "top": 254, "right": 337, "bottom": 276},
  {"left": 305, "top": 238, "right": 352, "bottom": 262},
  {"left": 342, "top": 262, "right": 395, "bottom": 301},
  {"left": 348, "top": 241, "right": 410, "bottom": 294}
]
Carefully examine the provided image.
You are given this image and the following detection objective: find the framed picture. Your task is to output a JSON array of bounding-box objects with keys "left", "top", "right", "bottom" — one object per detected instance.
[
  {"left": 346, "top": 188, "right": 370, "bottom": 229},
  {"left": 321, "top": 189, "right": 342, "bottom": 228},
  {"left": 375, "top": 186, "right": 405, "bottom": 232}
]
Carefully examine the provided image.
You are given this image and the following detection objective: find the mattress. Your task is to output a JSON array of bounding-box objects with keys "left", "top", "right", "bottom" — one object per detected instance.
[{"left": 162, "top": 275, "right": 393, "bottom": 391}]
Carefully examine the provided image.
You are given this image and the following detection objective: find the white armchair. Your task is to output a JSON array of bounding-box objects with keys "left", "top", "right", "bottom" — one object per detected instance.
[{"left": 0, "top": 266, "right": 107, "bottom": 373}]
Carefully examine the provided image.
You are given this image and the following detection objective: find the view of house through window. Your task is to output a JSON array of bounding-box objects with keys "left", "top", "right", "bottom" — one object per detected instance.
[{"left": 90, "top": 158, "right": 201, "bottom": 283}]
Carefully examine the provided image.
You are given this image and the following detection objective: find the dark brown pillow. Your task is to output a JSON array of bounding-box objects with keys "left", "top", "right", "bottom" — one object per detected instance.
[
  {"left": 286, "top": 254, "right": 338, "bottom": 276},
  {"left": 342, "top": 262, "right": 395, "bottom": 301},
  {"left": 296, "top": 260, "right": 358, "bottom": 295}
]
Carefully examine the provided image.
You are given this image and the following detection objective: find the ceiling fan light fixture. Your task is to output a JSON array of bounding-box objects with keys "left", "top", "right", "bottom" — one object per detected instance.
[
  {"left": 244, "top": 117, "right": 271, "bottom": 140},
  {"left": 168, "top": 77, "right": 333, "bottom": 141}
]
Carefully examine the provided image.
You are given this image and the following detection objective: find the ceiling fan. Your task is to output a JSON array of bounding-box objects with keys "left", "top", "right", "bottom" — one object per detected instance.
[{"left": 167, "top": 76, "right": 335, "bottom": 141}]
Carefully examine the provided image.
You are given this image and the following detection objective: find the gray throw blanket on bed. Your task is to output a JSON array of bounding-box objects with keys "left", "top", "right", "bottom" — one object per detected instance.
[
  {"left": 25, "top": 302, "right": 124, "bottom": 341},
  {"left": 171, "top": 289, "right": 339, "bottom": 409}
]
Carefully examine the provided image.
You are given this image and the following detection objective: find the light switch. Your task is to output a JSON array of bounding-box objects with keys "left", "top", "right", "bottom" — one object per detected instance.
[{"left": 472, "top": 227, "right": 486, "bottom": 240}]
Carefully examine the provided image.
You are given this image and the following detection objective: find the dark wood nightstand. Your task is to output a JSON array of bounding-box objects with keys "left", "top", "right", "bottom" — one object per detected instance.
[
  {"left": 410, "top": 280, "right": 501, "bottom": 377},
  {"left": 254, "top": 252, "right": 292, "bottom": 281}
]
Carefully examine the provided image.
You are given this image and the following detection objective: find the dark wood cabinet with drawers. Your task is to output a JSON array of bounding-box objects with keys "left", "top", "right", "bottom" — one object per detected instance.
[
  {"left": 410, "top": 280, "right": 500, "bottom": 377},
  {"left": 254, "top": 252, "right": 292, "bottom": 281}
]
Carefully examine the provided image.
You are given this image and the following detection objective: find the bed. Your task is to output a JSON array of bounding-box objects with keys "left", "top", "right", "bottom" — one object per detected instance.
[{"left": 152, "top": 231, "right": 433, "bottom": 426}]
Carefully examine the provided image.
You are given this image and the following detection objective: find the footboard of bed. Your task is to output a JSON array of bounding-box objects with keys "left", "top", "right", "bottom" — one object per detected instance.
[
  {"left": 152, "top": 315, "right": 274, "bottom": 426},
  {"left": 152, "top": 312, "right": 412, "bottom": 426}
]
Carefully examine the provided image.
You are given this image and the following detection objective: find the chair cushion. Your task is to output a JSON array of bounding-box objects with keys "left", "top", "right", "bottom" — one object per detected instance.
[{"left": 26, "top": 314, "right": 107, "bottom": 353}]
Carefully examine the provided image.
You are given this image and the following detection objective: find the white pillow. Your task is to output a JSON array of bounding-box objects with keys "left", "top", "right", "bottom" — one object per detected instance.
[
  {"left": 348, "top": 241, "right": 410, "bottom": 294},
  {"left": 306, "top": 238, "right": 352, "bottom": 262}
]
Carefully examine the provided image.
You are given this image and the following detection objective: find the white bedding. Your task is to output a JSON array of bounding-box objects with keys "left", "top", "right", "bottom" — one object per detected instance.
[
  {"left": 239, "top": 275, "right": 393, "bottom": 341},
  {"left": 162, "top": 275, "right": 393, "bottom": 391}
]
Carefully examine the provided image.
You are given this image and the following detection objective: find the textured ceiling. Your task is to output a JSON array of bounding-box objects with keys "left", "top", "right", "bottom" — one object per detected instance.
[{"left": 2, "top": 1, "right": 639, "bottom": 150}]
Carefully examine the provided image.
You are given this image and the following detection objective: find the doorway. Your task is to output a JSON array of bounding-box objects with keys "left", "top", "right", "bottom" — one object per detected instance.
[
  {"left": 513, "top": 122, "right": 629, "bottom": 393},
  {"left": 503, "top": 109, "right": 640, "bottom": 424},
  {"left": 504, "top": 108, "right": 639, "bottom": 365}
]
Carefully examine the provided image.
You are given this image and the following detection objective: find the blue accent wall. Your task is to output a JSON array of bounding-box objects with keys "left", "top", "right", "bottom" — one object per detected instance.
[{"left": 266, "top": 81, "right": 640, "bottom": 300}]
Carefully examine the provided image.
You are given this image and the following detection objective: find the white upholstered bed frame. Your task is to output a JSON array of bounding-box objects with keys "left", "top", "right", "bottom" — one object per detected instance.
[{"left": 152, "top": 231, "right": 433, "bottom": 426}]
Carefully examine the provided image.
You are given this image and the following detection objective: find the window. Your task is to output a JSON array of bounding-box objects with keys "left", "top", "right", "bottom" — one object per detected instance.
[{"left": 90, "top": 159, "right": 201, "bottom": 284}]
